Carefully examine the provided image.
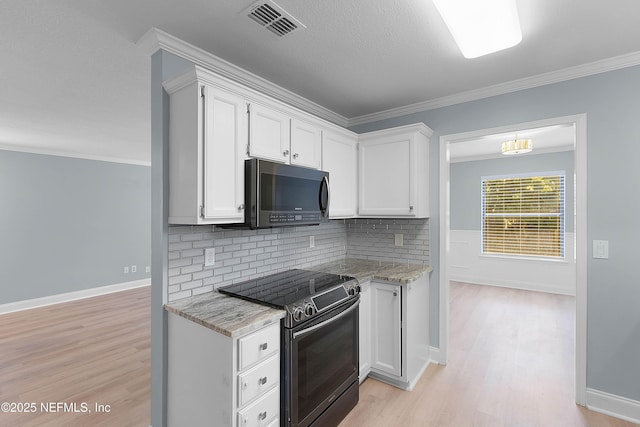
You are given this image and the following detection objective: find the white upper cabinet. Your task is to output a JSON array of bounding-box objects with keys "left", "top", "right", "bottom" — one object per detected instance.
[
  {"left": 248, "top": 102, "right": 291, "bottom": 164},
  {"left": 290, "top": 118, "right": 322, "bottom": 169},
  {"left": 321, "top": 128, "right": 358, "bottom": 218},
  {"left": 358, "top": 123, "right": 431, "bottom": 218},
  {"left": 248, "top": 105, "right": 322, "bottom": 169},
  {"left": 164, "top": 69, "right": 246, "bottom": 225}
]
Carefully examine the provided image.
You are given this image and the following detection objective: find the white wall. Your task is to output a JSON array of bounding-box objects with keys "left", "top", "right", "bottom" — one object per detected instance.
[{"left": 450, "top": 230, "right": 575, "bottom": 295}]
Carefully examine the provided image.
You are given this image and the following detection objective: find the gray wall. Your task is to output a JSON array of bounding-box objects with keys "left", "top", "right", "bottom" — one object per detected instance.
[
  {"left": 450, "top": 151, "right": 574, "bottom": 232},
  {"left": 351, "top": 64, "right": 640, "bottom": 403},
  {"left": 0, "top": 149, "right": 151, "bottom": 304}
]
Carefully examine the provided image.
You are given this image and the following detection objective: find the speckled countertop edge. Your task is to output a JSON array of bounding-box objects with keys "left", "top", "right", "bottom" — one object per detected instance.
[
  {"left": 309, "top": 258, "right": 432, "bottom": 285},
  {"left": 164, "top": 291, "right": 285, "bottom": 338},
  {"left": 164, "top": 258, "right": 430, "bottom": 336}
]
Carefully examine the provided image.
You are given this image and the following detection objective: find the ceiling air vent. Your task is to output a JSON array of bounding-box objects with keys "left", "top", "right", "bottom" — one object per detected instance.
[{"left": 246, "top": 0, "right": 306, "bottom": 37}]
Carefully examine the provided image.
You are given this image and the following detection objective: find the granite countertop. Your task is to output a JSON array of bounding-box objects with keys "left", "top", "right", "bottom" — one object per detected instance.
[
  {"left": 164, "top": 291, "right": 285, "bottom": 338},
  {"left": 164, "top": 258, "right": 430, "bottom": 337},
  {"left": 309, "top": 258, "right": 432, "bottom": 285}
]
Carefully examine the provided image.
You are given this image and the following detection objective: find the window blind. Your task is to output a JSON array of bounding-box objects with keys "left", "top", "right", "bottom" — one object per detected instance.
[{"left": 482, "top": 173, "right": 565, "bottom": 257}]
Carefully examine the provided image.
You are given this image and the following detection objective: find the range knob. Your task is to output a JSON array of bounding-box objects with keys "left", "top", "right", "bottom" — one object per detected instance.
[
  {"left": 304, "top": 302, "right": 316, "bottom": 316},
  {"left": 346, "top": 284, "right": 360, "bottom": 296},
  {"left": 292, "top": 306, "right": 304, "bottom": 322}
]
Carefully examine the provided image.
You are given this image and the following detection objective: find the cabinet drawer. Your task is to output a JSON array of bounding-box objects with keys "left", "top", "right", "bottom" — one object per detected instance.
[
  {"left": 238, "top": 354, "right": 279, "bottom": 407},
  {"left": 238, "top": 323, "right": 280, "bottom": 371},
  {"left": 237, "top": 386, "right": 279, "bottom": 427}
]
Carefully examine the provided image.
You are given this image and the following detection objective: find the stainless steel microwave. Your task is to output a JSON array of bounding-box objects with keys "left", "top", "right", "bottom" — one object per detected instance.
[{"left": 241, "top": 159, "right": 330, "bottom": 229}]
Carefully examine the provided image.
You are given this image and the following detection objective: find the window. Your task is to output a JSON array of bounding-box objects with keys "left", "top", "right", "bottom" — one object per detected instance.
[{"left": 482, "top": 172, "right": 565, "bottom": 258}]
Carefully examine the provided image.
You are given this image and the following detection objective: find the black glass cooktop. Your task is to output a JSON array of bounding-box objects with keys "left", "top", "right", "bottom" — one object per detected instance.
[{"left": 217, "top": 269, "right": 355, "bottom": 308}]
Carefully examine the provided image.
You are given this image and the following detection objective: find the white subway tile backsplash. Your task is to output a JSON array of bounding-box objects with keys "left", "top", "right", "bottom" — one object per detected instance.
[{"left": 166, "top": 218, "right": 429, "bottom": 301}]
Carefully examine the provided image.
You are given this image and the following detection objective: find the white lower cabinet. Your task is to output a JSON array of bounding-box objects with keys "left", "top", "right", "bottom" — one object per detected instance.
[
  {"left": 167, "top": 313, "right": 280, "bottom": 426},
  {"left": 368, "top": 274, "right": 430, "bottom": 390},
  {"left": 370, "top": 281, "right": 402, "bottom": 377},
  {"left": 358, "top": 280, "right": 371, "bottom": 382}
]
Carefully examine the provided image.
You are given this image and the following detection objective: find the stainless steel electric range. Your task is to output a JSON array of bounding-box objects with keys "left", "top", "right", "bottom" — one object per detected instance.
[{"left": 219, "top": 269, "right": 361, "bottom": 427}]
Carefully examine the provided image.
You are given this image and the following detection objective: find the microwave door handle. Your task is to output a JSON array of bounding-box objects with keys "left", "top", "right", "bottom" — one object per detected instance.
[{"left": 320, "top": 175, "right": 330, "bottom": 218}]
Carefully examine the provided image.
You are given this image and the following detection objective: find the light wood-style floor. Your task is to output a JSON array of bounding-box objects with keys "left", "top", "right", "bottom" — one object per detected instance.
[
  {"left": 2, "top": 283, "right": 636, "bottom": 427},
  {"left": 340, "top": 281, "right": 637, "bottom": 427},
  {"left": 0, "top": 286, "right": 150, "bottom": 427}
]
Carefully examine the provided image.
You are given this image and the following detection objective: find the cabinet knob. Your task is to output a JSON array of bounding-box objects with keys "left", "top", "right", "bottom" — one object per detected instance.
[
  {"left": 393, "top": 291, "right": 398, "bottom": 297},
  {"left": 259, "top": 376, "right": 268, "bottom": 385},
  {"left": 283, "top": 149, "right": 290, "bottom": 156},
  {"left": 238, "top": 203, "right": 245, "bottom": 210},
  {"left": 293, "top": 153, "right": 299, "bottom": 159},
  {"left": 409, "top": 205, "right": 414, "bottom": 211},
  {"left": 259, "top": 342, "right": 268, "bottom": 351},
  {"left": 259, "top": 411, "right": 267, "bottom": 421}
]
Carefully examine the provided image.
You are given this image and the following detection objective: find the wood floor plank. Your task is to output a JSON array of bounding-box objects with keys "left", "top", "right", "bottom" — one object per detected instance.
[
  {"left": 340, "top": 282, "right": 637, "bottom": 427},
  {"left": 0, "top": 287, "right": 150, "bottom": 427}
]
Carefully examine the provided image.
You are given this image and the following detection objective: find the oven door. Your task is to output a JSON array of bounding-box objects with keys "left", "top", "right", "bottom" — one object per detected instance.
[{"left": 283, "top": 297, "right": 359, "bottom": 427}]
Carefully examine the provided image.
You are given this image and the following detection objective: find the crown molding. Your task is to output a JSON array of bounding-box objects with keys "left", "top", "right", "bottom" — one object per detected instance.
[
  {"left": 136, "top": 27, "right": 349, "bottom": 127},
  {"left": 0, "top": 144, "right": 151, "bottom": 166},
  {"left": 348, "top": 50, "right": 640, "bottom": 127}
]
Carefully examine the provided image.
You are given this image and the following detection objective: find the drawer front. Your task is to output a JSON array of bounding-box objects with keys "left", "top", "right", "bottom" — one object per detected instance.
[
  {"left": 238, "top": 322, "right": 280, "bottom": 371},
  {"left": 237, "top": 386, "right": 279, "bottom": 427},
  {"left": 238, "top": 354, "right": 279, "bottom": 407}
]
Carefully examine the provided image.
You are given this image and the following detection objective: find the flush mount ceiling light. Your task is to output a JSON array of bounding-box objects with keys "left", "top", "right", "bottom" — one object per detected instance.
[
  {"left": 502, "top": 134, "right": 532, "bottom": 155},
  {"left": 432, "top": 0, "right": 522, "bottom": 58}
]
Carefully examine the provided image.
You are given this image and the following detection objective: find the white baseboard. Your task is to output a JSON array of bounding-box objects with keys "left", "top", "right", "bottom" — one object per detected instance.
[
  {"left": 429, "top": 346, "right": 445, "bottom": 365},
  {"left": 0, "top": 279, "right": 151, "bottom": 315},
  {"left": 586, "top": 388, "right": 640, "bottom": 424},
  {"left": 450, "top": 275, "right": 576, "bottom": 296}
]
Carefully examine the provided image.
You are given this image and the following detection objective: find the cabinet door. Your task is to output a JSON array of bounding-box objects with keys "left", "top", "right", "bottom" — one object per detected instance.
[
  {"left": 359, "top": 136, "right": 416, "bottom": 216},
  {"left": 291, "top": 118, "right": 321, "bottom": 169},
  {"left": 248, "top": 103, "right": 290, "bottom": 164},
  {"left": 370, "top": 282, "right": 402, "bottom": 377},
  {"left": 202, "top": 86, "right": 246, "bottom": 223},
  {"left": 322, "top": 130, "right": 358, "bottom": 218},
  {"left": 358, "top": 281, "right": 371, "bottom": 381}
]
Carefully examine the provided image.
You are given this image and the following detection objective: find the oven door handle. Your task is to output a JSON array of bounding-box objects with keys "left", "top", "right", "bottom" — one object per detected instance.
[{"left": 292, "top": 300, "right": 359, "bottom": 340}]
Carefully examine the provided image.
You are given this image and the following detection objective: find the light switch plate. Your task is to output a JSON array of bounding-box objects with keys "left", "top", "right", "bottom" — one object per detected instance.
[
  {"left": 593, "top": 240, "right": 609, "bottom": 259},
  {"left": 205, "top": 248, "right": 216, "bottom": 267}
]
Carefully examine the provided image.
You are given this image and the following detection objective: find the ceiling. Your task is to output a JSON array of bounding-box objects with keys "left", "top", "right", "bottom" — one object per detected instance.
[{"left": 2, "top": 0, "right": 640, "bottom": 163}]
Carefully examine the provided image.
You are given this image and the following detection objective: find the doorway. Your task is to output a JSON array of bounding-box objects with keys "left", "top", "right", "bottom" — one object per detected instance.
[{"left": 438, "top": 114, "right": 587, "bottom": 405}]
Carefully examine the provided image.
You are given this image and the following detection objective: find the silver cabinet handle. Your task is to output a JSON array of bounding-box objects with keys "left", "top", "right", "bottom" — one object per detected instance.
[
  {"left": 259, "top": 376, "right": 267, "bottom": 385},
  {"left": 259, "top": 342, "right": 268, "bottom": 351},
  {"left": 283, "top": 149, "right": 290, "bottom": 156},
  {"left": 293, "top": 153, "right": 299, "bottom": 159},
  {"left": 259, "top": 411, "right": 267, "bottom": 420},
  {"left": 238, "top": 203, "right": 245, "bottom": 210},
  {"left": 409, "top": 205, "right": 414, "bottom": 211},
  {"left": 393, "top": 291, "right": 398, "bottom": 297}
]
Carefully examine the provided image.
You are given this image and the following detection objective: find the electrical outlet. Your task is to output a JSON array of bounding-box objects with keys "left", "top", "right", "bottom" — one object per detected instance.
[
  {"left": 395, "top": 233, "right": 404, "bottom": 247},
  {"left": 205, "top": 248, "right": 216, "bottom": 267},
  {"left": 145, "top": 266, "right": 150, "bottom": 273},
  {"left": 131, "top": 265, "right": 137, "bottom": 273},
  {"left": 123, "top": 266, "right": 129, "bottom": 274},
  {"left": 309, "top": 235, "right": 315, "bottom": 248}
]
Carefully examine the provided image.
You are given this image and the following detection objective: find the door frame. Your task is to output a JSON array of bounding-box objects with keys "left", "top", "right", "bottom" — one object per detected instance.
[{"left": 438, "top": 113, "right": 587, "bottom": 405}]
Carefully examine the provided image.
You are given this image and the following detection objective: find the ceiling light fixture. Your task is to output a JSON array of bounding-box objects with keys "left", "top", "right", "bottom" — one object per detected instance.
[
  {"left": 432, "top": 0, "right": 523, "bottom": 58},
  {"left": 502, "top": 134, "right": 532, "bottom": 155}
]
